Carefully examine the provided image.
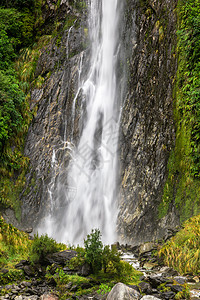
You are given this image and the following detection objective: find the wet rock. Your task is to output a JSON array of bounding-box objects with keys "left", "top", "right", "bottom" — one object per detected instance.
[
  {"left": 159, "top": 267, "right": 178, "bottom": 277},
  {"left": 169, "top": 285, "right": 183, "bottom": 293},
  {"left": 147, "top": 274, "right": 167, "bottom": 288},
  {"left": 107, "top": 283, "right": 141, "bottom": 300},
  {"left": 173, "top": 276, "right": 187, "bottom": 285},
  {"left": 160, "top": 291, "right": 175, "bottom": 299},
  {"left": 138, "top": 282, "right": 152, "bottom": 294}
]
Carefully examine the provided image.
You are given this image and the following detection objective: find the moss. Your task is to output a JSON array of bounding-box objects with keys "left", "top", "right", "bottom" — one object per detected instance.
[{"left": 159, "top": 0, "right": 200, "bottom": 222}]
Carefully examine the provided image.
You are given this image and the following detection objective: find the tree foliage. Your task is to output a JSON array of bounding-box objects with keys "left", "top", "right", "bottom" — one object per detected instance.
[{"left": 84, "top": 229, "right": 103, "bottom": 273}]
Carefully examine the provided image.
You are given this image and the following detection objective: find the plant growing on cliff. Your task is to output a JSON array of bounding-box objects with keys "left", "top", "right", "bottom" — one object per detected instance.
[
  {"left": 159, "top": 0, "right": 200, "bottom": 221},
  {"left": 159, "top": 214, "right": 200, "bottom": 275}
]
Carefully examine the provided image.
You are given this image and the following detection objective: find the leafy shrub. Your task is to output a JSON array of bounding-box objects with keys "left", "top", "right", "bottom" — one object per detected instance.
[
  {"left": 102, "top": 245, "right": 121, "bottom": 274},
  {"left": 84, "top": 229, "right": 103, "bottom": 274},
  {"left": 30, "top": 234, "right": 66, "bottom": 264},
  {"left": 159, "top": 214, "right": 200, "bottom": 274},
  {"left": 68, "top": 246, "right": 85, "bottom": 270},
  {"left": 0, "top": 269, "right": 24, "bottom": 285},
  {"left": 97, "top": 283, "right": 112, "bottom": 295}
]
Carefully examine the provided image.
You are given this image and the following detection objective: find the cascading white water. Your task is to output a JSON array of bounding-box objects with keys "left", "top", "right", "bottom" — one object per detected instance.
[{"left": 39, "top": 0, "right": 122, "bottom": 245}]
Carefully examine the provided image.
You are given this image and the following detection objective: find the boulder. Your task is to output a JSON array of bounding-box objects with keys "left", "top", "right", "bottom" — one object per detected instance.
[
  {"left": 139, "top": 243, "right": 157, "bottom": 256},
  {"left": 44, "top": 250, "right": 77, "bottom": 266},
  {"left": 140, "top": 297, "right": 161, "bottom": 300},
  {"left": 107, "top": 282, "right": 140, "bottom": 300}
]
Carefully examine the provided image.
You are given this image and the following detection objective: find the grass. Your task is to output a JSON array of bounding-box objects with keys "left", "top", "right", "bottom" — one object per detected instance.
[
  {"left": 0, "top": 216, "right": 31, "bottom": 284},
  {"left": 159, "top": 214, "right": 200, "bottom": 275}
]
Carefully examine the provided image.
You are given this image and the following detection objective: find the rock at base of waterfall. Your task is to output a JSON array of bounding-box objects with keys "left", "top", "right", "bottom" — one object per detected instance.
[
  {"left": 40, "top": 294, "right": 58, "bottom": 300},
  {"left": 140, "top": 296, "right": 161, "bottom": 300},
  {"left": 106, "top": 282, "right": 140, "bottom": 300},
  {"left": 44, "top": 250, "right": 77, "bottom": 265}
]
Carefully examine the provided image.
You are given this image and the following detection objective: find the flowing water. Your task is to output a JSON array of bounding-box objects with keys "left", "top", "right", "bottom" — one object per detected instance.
[{"left": 38, "top": 0, "right": 123, "bottom": 245}]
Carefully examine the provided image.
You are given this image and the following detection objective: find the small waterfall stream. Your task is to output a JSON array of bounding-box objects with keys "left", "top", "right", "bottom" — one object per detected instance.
[{"left": 39, "top": 0, "right": 123, "bottom": 245}]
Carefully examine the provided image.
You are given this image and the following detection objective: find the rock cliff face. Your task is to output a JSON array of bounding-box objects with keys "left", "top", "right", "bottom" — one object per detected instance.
[
  {"left": 118, "top": 0, "right": 178, "bottom": 244},
  {"left": 20, "top": 0, "right": 178, "bottom": 244},
  {"left": 20, "top": 0, "right": 88, "bottom": 227}
]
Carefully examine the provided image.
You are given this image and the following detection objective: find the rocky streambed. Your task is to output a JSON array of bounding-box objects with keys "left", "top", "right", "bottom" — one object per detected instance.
[{"left": 0, "top": 243, "right": 200, "bottom": 300}]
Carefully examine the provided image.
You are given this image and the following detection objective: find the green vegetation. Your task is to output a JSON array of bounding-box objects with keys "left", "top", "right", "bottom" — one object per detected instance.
[
  {"left": 0, "top": 0, "right": 78, "bottom": 215},
  {"left": 44, "top": 230, "right": 142, "bottom": 299},
  {"left": 0, "top": 1, "right": 42, "bottom": 212},
  {"left": 30, "top": 233, "right": 66, "bottom": 264},
  {"left": 175, "top": 284, "right": 191, "bottom": 300},
  {"left": 84, "top": 228, "right": 103, "bottom": 273},
  {"left": 0, "top": 226, "right": 142, "bottom": 293},
  {"left": 0, "top": 216, "right": 31, "bottom": 284},
  {"left": 159, "top": 0, "right": 200, "bottom": 221},
  {"left": 159, "top": 214, "right": 200, "bottom": 275},
  {"left": 83, "top": 229, "right": 142, "bottom": 285}
]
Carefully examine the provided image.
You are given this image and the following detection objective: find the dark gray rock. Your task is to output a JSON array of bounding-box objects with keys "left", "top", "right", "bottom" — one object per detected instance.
[
  {"left": 118, "top": 0, "right": 178, "bottom": 245},
  {"left": 77, "top": 262, "right": 92, "bottom": 277},
  {"left": 160, "top": 291, "right": 175, "bottom": 299},
  {"left": 138, "top": 282, "right": 152, "bottom": 294},
  {"left": 173, "top": 276, "right": 187, "bottom": 285},
  {"left": 169, "top": 285, "right": 184, "bottom": 293},
  {"left": 147, "top": 275, "right": 167, "bottom": 288},
  {"left": 44, "top": 250, "right": 77, "bottom": 266},
  {"left": 15, "top": 260, "right": 30, "bottom": 269},
  {"left": 159, "top": 267, "right": 178, "bottom": 277}
]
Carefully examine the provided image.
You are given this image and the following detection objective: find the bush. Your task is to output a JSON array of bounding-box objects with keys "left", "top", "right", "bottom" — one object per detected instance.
[
  {"left": 30, "top": 234, "right": 66, "bottom": 264},
  {"left": 102, "top": 245, "right": 121, "bottom": 274}
]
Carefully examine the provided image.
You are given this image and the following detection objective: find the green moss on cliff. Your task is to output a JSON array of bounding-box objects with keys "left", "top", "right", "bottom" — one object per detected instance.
[
  {"left": 0, "top": 0, "right": 80, "bottom": 216},
  {"left": 159, "top": 0, "right": 200, "bottom": 221}
]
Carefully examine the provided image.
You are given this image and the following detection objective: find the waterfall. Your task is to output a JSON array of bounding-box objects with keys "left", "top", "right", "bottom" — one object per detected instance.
[{"left": 38, "top": 0, "right": 123, "bottom": 245}]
